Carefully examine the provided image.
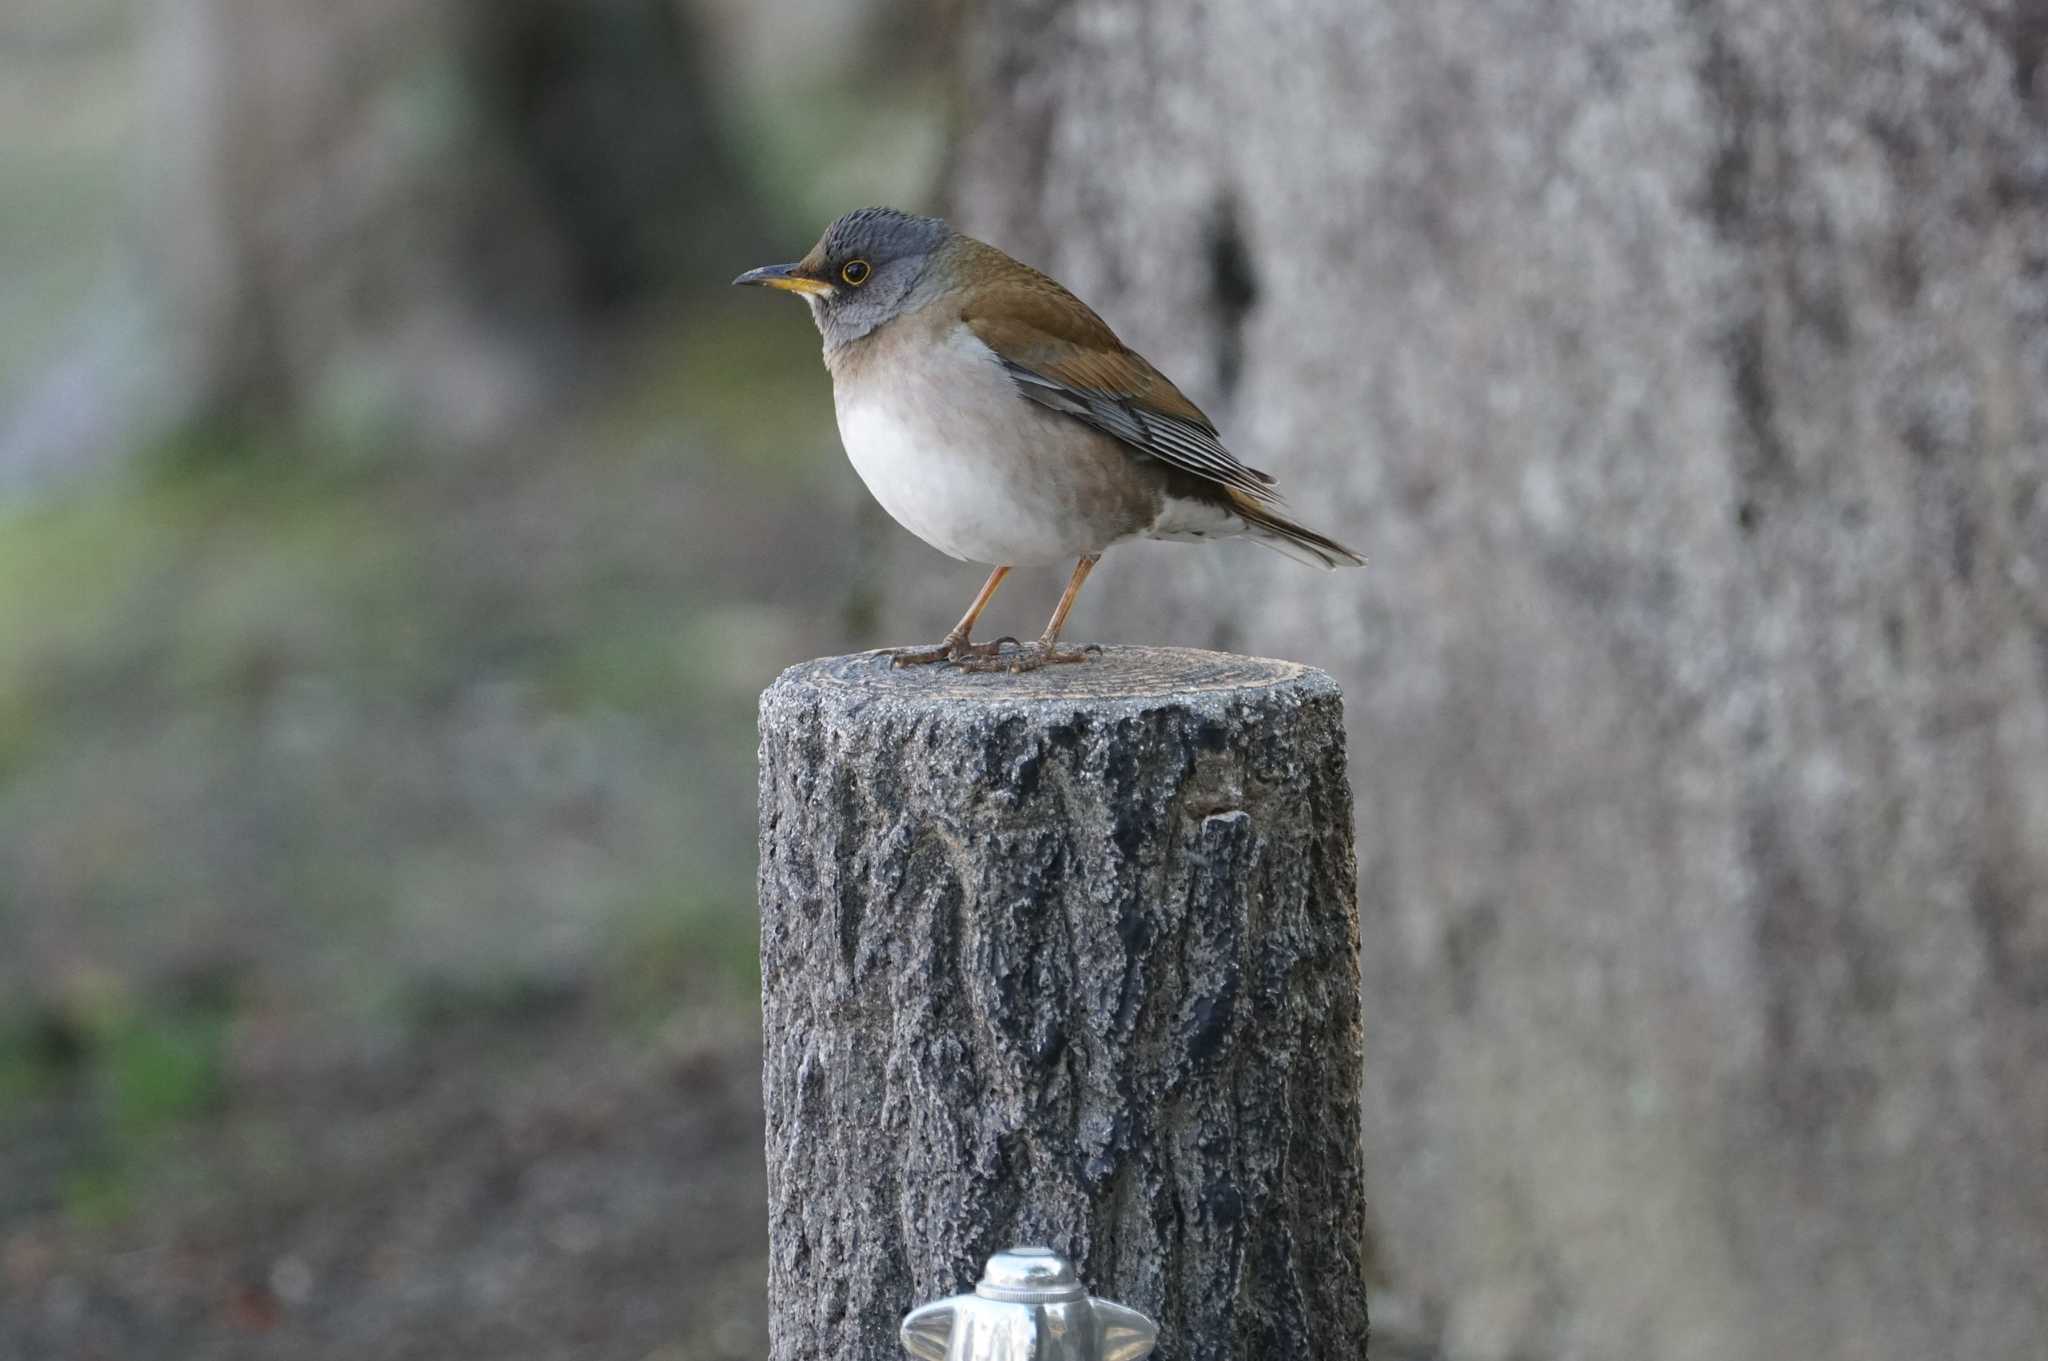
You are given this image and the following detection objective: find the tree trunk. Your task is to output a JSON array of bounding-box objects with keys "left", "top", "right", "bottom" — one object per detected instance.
[
  {"left": 144, "top": 0, "right": 748, "bottom": 445},
  {"left": 756, "top": 647, "right": 1367, "bottom": 1361},
  {"left": 942, "top": 5, "right": 2048, "bottom": 1360}
]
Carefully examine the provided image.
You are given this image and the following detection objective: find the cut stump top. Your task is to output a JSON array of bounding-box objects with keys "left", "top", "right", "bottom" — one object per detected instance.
[{"left": 763, "top": 646, "right": 1337, "bottom": 721}]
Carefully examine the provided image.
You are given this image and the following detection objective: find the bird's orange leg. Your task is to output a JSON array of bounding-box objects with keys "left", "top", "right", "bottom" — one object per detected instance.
[
  {"left": 961, "top": 554, "right": 1101, "bottom": 673},
  {"left": 890, "top": 566, "right": 1019, "bottom": 665}
]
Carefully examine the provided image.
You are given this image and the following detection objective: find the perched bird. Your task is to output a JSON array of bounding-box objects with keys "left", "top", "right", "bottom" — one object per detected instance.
[{"left": 734, "top": 207, "right": 1363, "bottom": 673}]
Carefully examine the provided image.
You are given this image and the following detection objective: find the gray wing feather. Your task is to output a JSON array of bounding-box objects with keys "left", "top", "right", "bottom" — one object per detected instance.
[{"left": 998, "top": 359, "right": 1282, "bottom": 504}]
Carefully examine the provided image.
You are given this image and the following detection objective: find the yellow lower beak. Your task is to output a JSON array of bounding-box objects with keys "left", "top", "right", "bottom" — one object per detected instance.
[{"left": 732, "top": 263, "right": 834, "bottom": 298}]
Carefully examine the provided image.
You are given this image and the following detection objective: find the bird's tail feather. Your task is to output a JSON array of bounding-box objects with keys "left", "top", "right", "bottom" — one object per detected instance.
[{"left": 1230, "top": 493, "right": 1366, "bottom": 570}]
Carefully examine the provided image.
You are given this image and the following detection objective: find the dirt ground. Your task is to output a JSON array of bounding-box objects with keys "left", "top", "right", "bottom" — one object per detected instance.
[
  {"left": 0, "top": 8, "right": 952, "bottom": 1359},
  {"left": 0, "top": 300, "right": 860, "bottom": 1359},
  {"left": 1, "top": 985, "right": 769, "bottom": 1361}
]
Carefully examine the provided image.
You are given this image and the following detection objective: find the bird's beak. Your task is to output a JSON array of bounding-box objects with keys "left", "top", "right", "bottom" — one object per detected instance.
[{"left": 731, "top": 262, "right": 834, "bottom": 297}]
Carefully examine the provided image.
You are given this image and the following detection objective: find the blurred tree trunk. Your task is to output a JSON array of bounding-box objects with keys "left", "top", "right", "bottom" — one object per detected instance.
[
  {"left": 145, "top": 0, "right": 750, "bottom": 445},
  {"left": 941, "top": 4, "right": 2048, "bottom": 1360}
]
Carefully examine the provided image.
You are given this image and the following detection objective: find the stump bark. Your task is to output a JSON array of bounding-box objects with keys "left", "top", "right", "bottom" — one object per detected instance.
[{"left": 757, "top": 646, "right": 1367, "bottom": 1361}]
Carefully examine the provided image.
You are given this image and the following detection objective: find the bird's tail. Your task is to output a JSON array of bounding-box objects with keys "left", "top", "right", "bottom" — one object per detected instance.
[{"left": 1229, "top": 491, "right": 1366, "bottom": 569}]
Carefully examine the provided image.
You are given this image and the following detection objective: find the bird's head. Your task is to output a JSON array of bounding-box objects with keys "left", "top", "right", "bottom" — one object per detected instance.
[{"left": 732, "top": 207, "right": 954, "bottom": 347}]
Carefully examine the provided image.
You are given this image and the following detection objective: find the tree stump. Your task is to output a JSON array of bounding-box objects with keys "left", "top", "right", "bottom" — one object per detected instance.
[{"left": 757, "top": 646, "right": 1367, "bottom": 1361}]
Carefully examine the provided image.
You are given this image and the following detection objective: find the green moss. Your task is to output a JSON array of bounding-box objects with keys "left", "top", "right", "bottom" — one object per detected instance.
[
  {"left": 43, "top": 964, "right": 233, "bottom": 1133},
  {"left": 98, "top": 1011, "right": 226, "bottom": 1137},
  {"left": 0, "top": 988, "right": 231, "bottom": 1226},
  {"left": 60, "top": 1164, "right": 133, "bottom": 1228}
]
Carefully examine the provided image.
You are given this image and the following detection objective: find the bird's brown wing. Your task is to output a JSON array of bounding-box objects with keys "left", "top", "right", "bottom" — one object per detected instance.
[{"left": 961, "top": 270, "right": 1282, "bottom": 505}]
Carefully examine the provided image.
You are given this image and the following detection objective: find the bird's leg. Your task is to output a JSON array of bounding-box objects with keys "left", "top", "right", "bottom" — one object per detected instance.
[
  {"left": 890, "top": 566, "right": 1018, "bottom": 665},
  {"left": 962, "top": 555, "right": 1101, "bottom": 673}
]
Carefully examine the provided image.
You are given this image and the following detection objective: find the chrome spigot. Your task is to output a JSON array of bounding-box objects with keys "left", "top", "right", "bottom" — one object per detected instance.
[{"left": 899, "top": 1247, "right": 1158, "bottom": 1361}]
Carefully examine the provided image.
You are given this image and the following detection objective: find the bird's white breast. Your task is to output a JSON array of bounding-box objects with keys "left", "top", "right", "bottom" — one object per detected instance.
[{"left": 833, "top": 324, "right": 1129, "bottom": 565}]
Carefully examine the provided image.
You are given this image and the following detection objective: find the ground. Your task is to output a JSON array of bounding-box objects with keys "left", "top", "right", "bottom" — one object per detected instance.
[
  {"left": 0, "top": 7, "right": 973, "bottom": 1352},
  {"left": 2, "top": 988, "right": 768, "bottom": 1361},
  {"left": 0, "top": 296, "right": 883, "bottom": 1359}
]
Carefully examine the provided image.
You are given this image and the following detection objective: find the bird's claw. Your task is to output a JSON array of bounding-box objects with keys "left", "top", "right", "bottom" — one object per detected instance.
[
  {"left": 889, "top": 635, "right": 1020, "bottom": 666},
  {"left": 956, "top": 641, "right": 1096, "bottom": 674}
]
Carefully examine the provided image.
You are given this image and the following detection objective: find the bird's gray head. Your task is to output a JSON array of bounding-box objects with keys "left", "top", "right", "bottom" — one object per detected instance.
[{"left": 732, "top": 208, "right": 953, "bottom": 348}]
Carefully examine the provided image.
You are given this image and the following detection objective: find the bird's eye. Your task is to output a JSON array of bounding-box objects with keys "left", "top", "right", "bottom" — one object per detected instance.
[{"left": 840, "top": 259, "right": 872, "bottom": 286}]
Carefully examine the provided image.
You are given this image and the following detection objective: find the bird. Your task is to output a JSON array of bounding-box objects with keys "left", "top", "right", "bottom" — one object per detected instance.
[{"left": 733, "top": 207, "right": 1363, "bottom": 673}]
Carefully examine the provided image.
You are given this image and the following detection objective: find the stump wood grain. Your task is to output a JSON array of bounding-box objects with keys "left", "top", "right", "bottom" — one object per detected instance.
[{"left": 757, "top": 646, "right": 1368, "bottom": 1361}]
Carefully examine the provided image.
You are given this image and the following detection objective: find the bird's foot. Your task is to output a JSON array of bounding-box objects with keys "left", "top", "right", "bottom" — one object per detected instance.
[
  {"left": 956, "top": 640, "right": 1100, "bottom": 674},
  {"left": 889, "top": 634, "right": 1021, "bottom": 666}
]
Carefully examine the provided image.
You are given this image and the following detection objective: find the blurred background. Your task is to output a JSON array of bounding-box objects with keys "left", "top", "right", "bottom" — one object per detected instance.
[
  {"left": 2, "top": 0, "right": 953, "bottom": 1356},
  {"left": 1, "top": 2, "right": 2043, "bottom": 1360}
]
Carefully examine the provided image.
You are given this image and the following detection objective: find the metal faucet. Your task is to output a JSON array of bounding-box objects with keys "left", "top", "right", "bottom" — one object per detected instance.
[{"left": 899, "top": 1246, "right": 1158, "bottom": 1361}]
